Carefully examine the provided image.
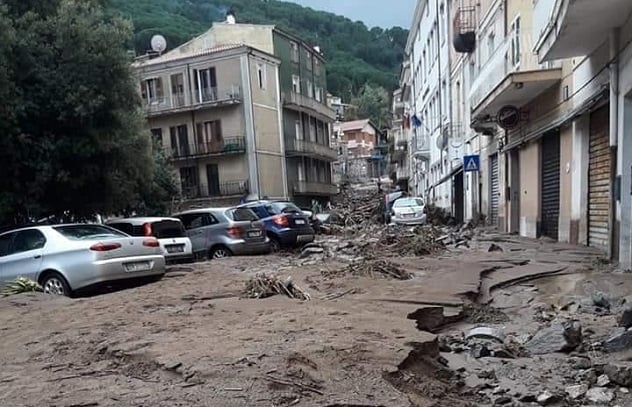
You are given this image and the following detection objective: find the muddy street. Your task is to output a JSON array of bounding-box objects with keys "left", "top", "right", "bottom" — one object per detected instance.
[{"left": 0, "top": 229, "right": 631, "bottom": 407}]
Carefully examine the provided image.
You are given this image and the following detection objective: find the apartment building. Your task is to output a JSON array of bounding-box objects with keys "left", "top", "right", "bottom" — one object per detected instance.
[
  {"left": 390, "top": 79, "right": 412, "bottom": 192},
  {"left": 407, "top": 0, "right": 461, "bottom": 217},
  {"left": 334, "top": 119, "right": 382, "bottom": 182},
  {"left": 133, "top": 44, "right": 286, "bottom": 209},
  {"left": 190, "top": 21, "right": 338, "bottom": 207}
]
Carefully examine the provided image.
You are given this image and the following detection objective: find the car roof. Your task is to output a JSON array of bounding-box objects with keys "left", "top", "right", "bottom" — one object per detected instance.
[
  {"left": 173, "top": 207, "right": 235, "bottom": 215},
  {"left": 105, "top": 217, "right": 182, "bottom": 224},
  {"left": 0, "top": 223, "right": 112, "bottom": 236}
]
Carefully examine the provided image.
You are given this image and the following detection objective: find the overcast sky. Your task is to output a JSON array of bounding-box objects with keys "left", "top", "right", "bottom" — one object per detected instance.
[{"left": 285, "top": 0, "right": 416, "bottom": 29}]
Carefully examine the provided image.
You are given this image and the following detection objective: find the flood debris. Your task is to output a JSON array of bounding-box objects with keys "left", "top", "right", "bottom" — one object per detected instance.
[
  {"left": 585, "top": 387, "right": 615, "bottom": 403},
  {"left": 565, "top": 383, "right": 589, "bottom": 399},
  {"left": 324, "top": 259, "right": 412, "bottom": 280},
  {"left": 406, "top": 307, "right": 460, "bottom": 333},
  {"left": 525, "top": 318, "right": 582, "bottom": 355},
  {"left": 243, "top": 273, "right": 311, "bottom": 300},
  {"left": 604, "top": 327, "right": 632, "bottom": 353},
  {"left": 618, "top": 302, "right": 632, "bottom": 328}
]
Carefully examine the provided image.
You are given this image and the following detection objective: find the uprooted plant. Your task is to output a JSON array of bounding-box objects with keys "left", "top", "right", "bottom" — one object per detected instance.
[
  {"left": 1, "top": 277, "right": 43, "bottom": 296},
  {"left": 243, "top": 273, "right": 311, "bottom": 300}
]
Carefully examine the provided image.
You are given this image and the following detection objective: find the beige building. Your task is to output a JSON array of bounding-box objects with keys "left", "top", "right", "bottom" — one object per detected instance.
[{"left": 133, "top": 44, "right": 286, "bottom": 209}]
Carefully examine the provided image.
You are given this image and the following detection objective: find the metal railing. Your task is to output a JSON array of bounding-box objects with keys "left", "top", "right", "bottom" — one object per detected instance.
[
  {"left": 282, "top": 91, "right": 337, "bottom": 121},
  {"left": 165, "top": 136, "right": 246, "bottom": 159},
  {"left": 143, "top": 84, "right": 242, "bottom": 115},
  {"left": 285, "top": 138, "right": 337, "bottom": 161},
  {"left": 293, "top": 181, "right": 338, "bottom": 196},
  {"left": 182, "top": 180, "right": 248, "bottom": 199}
]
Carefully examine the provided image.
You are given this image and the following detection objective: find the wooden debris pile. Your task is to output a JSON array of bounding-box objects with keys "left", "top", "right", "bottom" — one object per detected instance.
[
  {"left": 377, "top": 225, "right": 445, "bottom": 256},
  {"left": 328, "top": 186, "right": 383, "bottom": 227},
  {"left": 243, "top": 273, "right": 311, "bottom": 300},
  {"left": 324, "top": 259, "right": 412, "bottom": 280}
]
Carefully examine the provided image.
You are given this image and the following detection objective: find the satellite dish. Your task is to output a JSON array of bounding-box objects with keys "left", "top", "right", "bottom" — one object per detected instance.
[{"left": 151, "top": 35, "right": 167, "bottom": 54}]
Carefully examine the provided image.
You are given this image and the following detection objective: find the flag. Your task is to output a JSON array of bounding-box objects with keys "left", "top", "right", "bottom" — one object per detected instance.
[{"left": 411, "top": 114, "right": 422, "bottom": 128}]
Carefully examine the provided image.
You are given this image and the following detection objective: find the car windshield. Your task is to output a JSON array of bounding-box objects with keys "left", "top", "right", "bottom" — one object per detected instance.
[
  {"left": 393, "top": 198, "right": 424, "bottom": 208},
  {"left": 54, "top": 225, "right": 127, "bottom": 240},
  {"left": 226, "top": 208, "right": 259, "bottom": 221},
  {"left": 266, "top": 202, "right": 303, "bottom": 215}
]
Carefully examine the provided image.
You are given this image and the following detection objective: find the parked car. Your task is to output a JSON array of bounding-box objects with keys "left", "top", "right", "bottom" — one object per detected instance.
[
  {"left": 390, "top": 197, "right": 427, "bottom": 225},
  {"left": 106, "top": 217, "right": 193, "bottom": 263},
  {"left": 0, "top": 224, "right": 166, "bottom": 297},
  {"left": 239, "top": 201, "right": 314, "bottom": 251},
  {"left": 173, "top": 207, "right": 270, "bottom": 259},
  {"left": 380, "top": 191, "right": 405, "bottom": 224}
]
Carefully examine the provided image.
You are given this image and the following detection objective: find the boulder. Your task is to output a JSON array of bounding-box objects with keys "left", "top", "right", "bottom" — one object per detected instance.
[
  {"left": 597, "top": 374, "right": 611, "bottom": 387},
  {"left": 618, "top": 302, "right": 632, "bottom": 329},
  {"left": 604, "top": 363, "right": 632, "bottom": 387},
  {"left": 526, "top": 319, "right": 582, "bottom": 355},
  {"left": 569, "top": 356, "right": 592, "bottom": 370},
  {"left": 585, "top": 387, "right": 615, "bottom": 404},
  {"left": 604, "top": 328, "right": 632, "bottom": 353},
  {"left": 565, "top": 384, "right": 588, "bottom": 400},
  {"left": 536, "top": 390, "right": 560, "bottom": 405},
  {"left": 592, "top": 291, "right": 612, "bottom": 309}
]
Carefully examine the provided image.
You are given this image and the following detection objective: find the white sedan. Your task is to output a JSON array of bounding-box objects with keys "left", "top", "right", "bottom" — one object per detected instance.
[{"left": 391, "top": 197, "right": 427, "bottom": 225}]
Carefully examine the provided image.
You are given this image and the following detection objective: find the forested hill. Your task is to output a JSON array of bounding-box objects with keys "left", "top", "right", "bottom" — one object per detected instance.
[{"left": 106, "top": 0, "right": 408, "bottom": 101}]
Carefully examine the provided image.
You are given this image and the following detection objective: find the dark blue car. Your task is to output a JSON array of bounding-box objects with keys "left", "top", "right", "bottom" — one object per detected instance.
[{"left": 237, "top": 200, "right": 314, "bottom": 251}]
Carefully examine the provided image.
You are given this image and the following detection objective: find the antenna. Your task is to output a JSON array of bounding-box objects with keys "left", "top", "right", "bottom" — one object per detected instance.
[{"left": 150, "top": 35, "right": 167, "bottom": 55}]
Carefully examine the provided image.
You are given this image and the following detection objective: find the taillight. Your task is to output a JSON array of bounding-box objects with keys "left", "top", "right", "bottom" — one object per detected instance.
[
  {"left": 226, "top": 227, "right": 243, "bottom": 238},
  {"left": 143, "top": 239, "right": 159, "bottom": 247},
  {"left": 143, "top": 223, "right": 152, "bottom": 237},
  {"left": 272, "top": 215, "right": 289, "bottom": 227},
  {"left": 90, "top": 242, "right": 122, "bottom": 252}
]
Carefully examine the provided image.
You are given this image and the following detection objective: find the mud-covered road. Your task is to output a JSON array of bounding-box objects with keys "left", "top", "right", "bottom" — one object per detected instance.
[{"left": 0, "top": 229, "right": 630, "bottom": 407}]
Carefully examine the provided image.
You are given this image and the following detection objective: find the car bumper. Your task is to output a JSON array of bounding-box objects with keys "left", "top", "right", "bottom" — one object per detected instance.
[
  {"left": 165, "top": 253, "right": 195, "bottom": 263},
  {"left": 276, "top": 228, "right": 315, "bottom": 247},
  {"left": 67, "top": 255, "right": 166, "bottom": 290},
  {"left": 393, "top": 215, "right": 427, "bottom": 225},
  {"left": 227, "top": 240, "right": 271, "bottom": 256}
]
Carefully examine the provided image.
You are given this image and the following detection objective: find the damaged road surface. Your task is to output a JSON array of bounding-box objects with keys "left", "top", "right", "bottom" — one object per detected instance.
[{"left": 0, "top": 228, "right": 628, "bottom": 407}]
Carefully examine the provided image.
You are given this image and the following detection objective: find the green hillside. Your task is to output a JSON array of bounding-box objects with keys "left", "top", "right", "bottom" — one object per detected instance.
[{"left": 106, "top": 0, "right": 408, "bottom": 101}]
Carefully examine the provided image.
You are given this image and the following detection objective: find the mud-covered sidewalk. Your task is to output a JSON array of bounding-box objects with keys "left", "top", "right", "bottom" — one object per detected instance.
[{"left": 0, "top": 229, "right": 630, "bottom": 407}]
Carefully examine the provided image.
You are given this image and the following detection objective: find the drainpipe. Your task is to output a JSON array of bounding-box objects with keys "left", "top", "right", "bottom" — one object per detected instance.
[{"left": 609, "top": 27, "right": 620, "bottom": 260}]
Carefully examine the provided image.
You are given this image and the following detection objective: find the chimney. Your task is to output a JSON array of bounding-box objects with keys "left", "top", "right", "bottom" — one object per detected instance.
[{"left": 226, "top": 6, "right": 236, "bottom": 24}]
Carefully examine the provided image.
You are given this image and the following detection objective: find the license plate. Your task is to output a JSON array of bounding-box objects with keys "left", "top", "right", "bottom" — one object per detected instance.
[
  {"left": 247, "top": 230, "right": 262, "bottom": 238},
  {"left": 295, "top": 219, "right": 306, "bottom": 225},
  {"left": 403, "top": 213, "right": 415, "bottom": 218},
  {"left": 125, "top": 261, "right": 151, "bottom": 272},
  {"left": 166, "top": 245, "right": 184, "bottom": 253},
  {"left": 296, "top": 235, "right": 312, "bottom": 242}
]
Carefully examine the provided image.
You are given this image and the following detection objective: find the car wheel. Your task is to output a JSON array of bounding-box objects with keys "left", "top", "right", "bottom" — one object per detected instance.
[
  {"left": 41, "top": 272, "right": 71, "bottom": 297},
  {"left": 210, "top": 246, "right": 232, "bottom": 259},
  {"left": 269, "top": 237, "right": 281, "bottom": 253}
]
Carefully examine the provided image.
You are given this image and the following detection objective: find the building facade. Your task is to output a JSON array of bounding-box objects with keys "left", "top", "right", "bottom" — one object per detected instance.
[
  {"left": 194, "top": 22, "right": 338, "bottom": 207},
  {"left": 334, "top": 119, "right": 383, "bottom": 182},
  {"left": 133, "top": 44, "right": 286, "bottom": 210}
]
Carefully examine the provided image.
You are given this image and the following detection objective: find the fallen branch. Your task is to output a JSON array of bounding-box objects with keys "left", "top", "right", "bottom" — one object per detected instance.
[
  {"left": 243, "top": 274, "right": 310, "bottom": 301},
  {"left": 265, "top": 375, "right": 324, "bottom": 395}
]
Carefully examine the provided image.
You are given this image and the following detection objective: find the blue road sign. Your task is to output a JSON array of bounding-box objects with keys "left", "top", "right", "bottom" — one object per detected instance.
[{"left": 463, "top": 155, "right": 480, "bottom": 172}]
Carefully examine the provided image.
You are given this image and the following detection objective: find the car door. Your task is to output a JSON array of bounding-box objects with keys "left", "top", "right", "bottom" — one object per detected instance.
[
  {"left": 179, "top": 213, "right": 211, "bottom": 255},
  {"left": 0, "top": 232, "right": 16, "bottom": 286},
  {"left": 1, "top": 229, "right": 46, "bottom": 283}
]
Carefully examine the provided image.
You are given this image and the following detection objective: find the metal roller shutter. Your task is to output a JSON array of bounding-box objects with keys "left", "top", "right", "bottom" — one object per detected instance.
[
  {"left": 588, "top": 106, "right": 611, "bottom": 250},
  {"left": 490, "top": 154, "right": 499, "bottom": 226},
  {"left": 540, "top": 131, "right": 560, "bottom": 239}
]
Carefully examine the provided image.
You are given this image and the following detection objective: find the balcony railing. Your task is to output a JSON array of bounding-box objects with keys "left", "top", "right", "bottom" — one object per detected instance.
[
  {"left": 282, "top": 91, "right": 337, "bottom": 121},
  {"left": 285, "top": 138, "right": 338, "bottom": 161},
  {"left": 165, "top": 136, "right": 246, "bottom": 159},
  {"left": 293, "top": 181, "right": 338, "bottom": 196},
  {"left": 143, "top": 84, "right": 242, "bottom": 115},
  {"left": 182, "top": 180, "right": 248, "bottom": 200}
]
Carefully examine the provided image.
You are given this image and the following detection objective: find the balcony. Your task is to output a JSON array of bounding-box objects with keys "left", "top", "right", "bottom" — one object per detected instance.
[
  {"left": 182, "top": 180, "right": 249, "bottom": 200},
  {"left": 293, "top": 181, "right": 338, "bottom": 196},
  {"left": 469, "top": 33, "right": 562, "bottom": 120},
  {"left": 282, "top": 91, "right": 337, "bottom": 122},
  {"left": 143, "top": 84, "right": 242, "bottom": 117},
  {"left": 285, "top": 138, "right": 338, "bottom": 161},
  {"left": 411, "top": 135, "right": 430, "bottom": 160},
  {"left": 534, "top": 0, "right": 632, "bottom": 62},
  {"left": 165, "top": 136, "right": 246, "bottom": 160}
]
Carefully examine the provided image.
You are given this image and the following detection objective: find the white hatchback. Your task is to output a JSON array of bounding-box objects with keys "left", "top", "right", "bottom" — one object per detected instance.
[
  {"left": 106, "top": 217, "right": 194, "bottom": 263},
  {"left": 391, "top": 197, "right": 427, "bottom": 226}
]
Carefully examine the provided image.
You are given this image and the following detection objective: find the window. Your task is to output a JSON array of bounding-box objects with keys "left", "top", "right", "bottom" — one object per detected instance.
[
  {"left": 422, "top": 50, "right": 427, "bottom": 76},
  {"left": 487, "top": 32, "right": 495, "bottom": 59},
  {"left": 141, "top": 78, "right": 163, "bottom": 103},
  {"left": 315, "top": 87, "right": 322, "bottom": 102},
  {"left": 440, "top": 3, "right": 446, "bottom": 44},
  {"left": 196, "top": 120, "right": 222, "bottom": 149},
  {"left": 306, "top": 51, "right": 313, "bottom": 71},
  {"left": 150, "top": 128, "right": 163, "bottom": 147},
  {"left": 0, "top": 233, "right": 13, "bottom": 257},
  {"left": 195, "top": 67, "right": 217, "bottom": 102},
  {"left": 314, "top": 58, "right": 321, "bottom": 76},
  {"left": 295, "top": 120, "right": 302, "bottom": 140},
  {"left": 225, "top": 208, "right": 259, "bottom": 222},
  {"left": 292, "top": 75, "right": 301, "bottom": 93},
  {"left": 256, "top": 63, "right": 267, "bottom": 90},
  {"left": 54, "top": 225, "right": 126, "bottom": 240},
  {"left": 511, "top": 17, "right": 521, "bottom": 67},
  {"left": 178, "top": 213, "right": 216, "bottom": 230},
  {"left": 290, "top": 41, "right": 300, "bottom": 62},
  {"left": 170, "top": 125, "right": 190, "bottom": 157},
  {"left": 170, "top": 73, "right": 185, "bottom": 106},
  {"left": 306, "top": 79, "right": 313, "bottom": 98}
]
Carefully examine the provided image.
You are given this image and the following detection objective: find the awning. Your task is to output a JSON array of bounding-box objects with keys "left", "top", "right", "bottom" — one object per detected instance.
[
  {"left": 432, "top": 163, "right": 464, "bottom": 189},
  {"left": 503, "top": 86, "right": 608, "bottom": 152},
  {"left": 472, "top": 68, "right": 563, "bottom": 120}
]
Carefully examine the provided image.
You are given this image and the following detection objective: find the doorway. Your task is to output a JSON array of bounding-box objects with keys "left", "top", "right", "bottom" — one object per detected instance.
[
  {"left": 206, "top": 164, "right": 220, "bottom": 197},
  {"left": 509, "top": 149, "right": 520, "bottom": 233}
]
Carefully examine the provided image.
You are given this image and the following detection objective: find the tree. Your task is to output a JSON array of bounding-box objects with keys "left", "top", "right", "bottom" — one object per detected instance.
[
  {"left": 0, "top": 0, "right": 175, "bottom": 224},
  {"left": 350, "top": 84, "right": 391, "bottom": 130}
]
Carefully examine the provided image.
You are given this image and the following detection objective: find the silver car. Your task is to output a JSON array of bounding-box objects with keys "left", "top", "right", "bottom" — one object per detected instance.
[
  {"left": 0, "top": 224, "right": 166, "bottom": 296},
  {"left": 173, "top": 207, "right": 270, "bottom": 259},
  {"left": 391, "top": 197, "right": 427, "bottom": 225}
]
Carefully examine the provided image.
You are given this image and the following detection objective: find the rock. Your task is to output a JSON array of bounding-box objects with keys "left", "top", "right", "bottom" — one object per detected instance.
[
  {"left": 518, "top": 394, "right": 536, "bottom": 403},
  {"left": 299, "top": 246, "right": 324, "bottom": 258},
  {"left": 592, "top": 291, "right": 612, "bottom": 309},
  {"left": 604, "top": 328, "right": 632, "bottom": 353},
  {"left": 570, "top": 356, "right": 592, "bottom": 370},
  {"left": 620, "top": 387, "right": 629, "bottom": 393},
  {"left": 466, "top": 327, "right": 506, "bottom": 342},
  {"left": 585, "top": 387, "right": 615, "bottom": 403},
  {"left": 597, "top": 374, "right": 611, "bottom": 387},
  {"left": 488, "top": 243, "right": 503, "bottom": 252},
  {"left": 578, "top": 368, "right": 598, "bottom": 385},
  {"left": 526, "top": 319, "right": 582, "bottom": 355},
  {"left": 619, "top": 302, "right": 632, "bottom": 328},
  {"left": 604, "top": 363, "right": 632, "bottom": 387},
  {"left": 494, "top": 395, "right": 512, "bottom": 405},
  {"left": 536, "top": 390, "right": 560, "bottom": 405},
  {"left": 470, "top": 343, "right": 491, "bottom": 358},
  {"left": 565, "top": 384, "right": 589, "bottom": 399},
  {"left": 407, "top": 307, "right": 449, "bottom": 333},
  {"left": 477, "top": 369, "right": 496, "bottom": 380}
]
